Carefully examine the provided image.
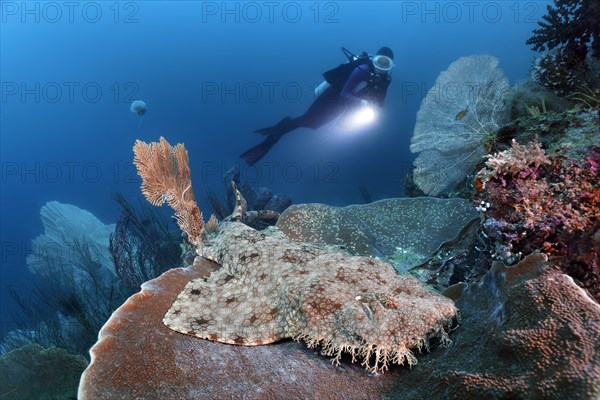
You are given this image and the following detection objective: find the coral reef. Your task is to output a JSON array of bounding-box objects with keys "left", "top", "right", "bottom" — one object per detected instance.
[
  {"left": 475, "top": 138, "right": 600, "bottom": 300},
  {"left": 131, "top": 137, "right": 457, "bottom": 373},
  {"left": 165, "top": 220, "right": 457, "bottom": 372},
  {"left": 410, "top": 55, "right": 510, "bottom": 196},
  {"left": 78, "top": 251, "right": 600, "bottom": 400},
  {"left": 76, "top": 131, "right": 600, "bottom": 397},
  {"left": 1, "top": 344, "right": 88, "bottom": 400},
  {"left": 276, "top": 198, "right": 479, "bottom": 272}
]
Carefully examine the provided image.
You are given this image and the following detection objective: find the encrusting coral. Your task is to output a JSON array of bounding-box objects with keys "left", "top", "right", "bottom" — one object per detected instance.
[
  {"left": 133, "top": 137, "right": 458, "bottom": 372},
  {"left": 275, "top": 198, "right": 479, "bottom": 271}
]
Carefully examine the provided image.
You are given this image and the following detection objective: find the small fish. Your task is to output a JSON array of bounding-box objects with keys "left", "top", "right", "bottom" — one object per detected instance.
[{"left": 455, "top": 107, "right": 469, "bottom": 121}]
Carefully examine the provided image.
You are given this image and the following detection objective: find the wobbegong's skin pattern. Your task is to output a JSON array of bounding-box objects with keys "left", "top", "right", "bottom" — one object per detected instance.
[{"left": 163, "top": 221, "right": 458, "bottom": 372}]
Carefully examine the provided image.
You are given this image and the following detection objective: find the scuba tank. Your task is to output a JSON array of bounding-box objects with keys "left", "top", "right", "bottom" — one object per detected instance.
[
  {"left": 318, "top": 47, "right": 392, "bottom": 104},
  {"left": 322, "top": 47, "right": 370, "bottom": 89},
  {"left": 315, "top": 48, "right": 363, "bottom": 98},
  {"left": 314, "top": 80, "right": 331, "bottom": 98}
]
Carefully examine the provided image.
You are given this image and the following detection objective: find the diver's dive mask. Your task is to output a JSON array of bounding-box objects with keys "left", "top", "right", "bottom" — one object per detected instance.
[{"left": 372, "top": 55, "right": 393, "bottom": 75}]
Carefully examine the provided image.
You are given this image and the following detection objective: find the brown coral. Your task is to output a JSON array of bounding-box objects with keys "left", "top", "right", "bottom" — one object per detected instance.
[
  {"left": 387, "top": 253, "right": 600, "bottom": 399},
  {"left": 133, "top": 137, "right": 204, "bottom": 250},
  {"left": 443, "top": 254, "right": 600, "bottom": 399},
  {"left": 163, "top": 221, "right": 458, "bottom": 372}
]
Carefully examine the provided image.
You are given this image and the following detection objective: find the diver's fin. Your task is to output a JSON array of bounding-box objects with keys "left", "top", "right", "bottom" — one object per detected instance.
[
  {"left": 254, "top": 126, "right": 272, "bottom": 135},
  {"left": 243, "top": 116, "right": 298, "bottom": 165},
  {"left": 254, "top": 116, "right": 293, "bottom": 136},
  {"left": 240, "top": 134, "right": 281, "bottom": 166}
]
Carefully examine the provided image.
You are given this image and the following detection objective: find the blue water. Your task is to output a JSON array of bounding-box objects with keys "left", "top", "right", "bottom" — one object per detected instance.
[{"left": 0, "top": 1, "right": 548, "bottom": 336}]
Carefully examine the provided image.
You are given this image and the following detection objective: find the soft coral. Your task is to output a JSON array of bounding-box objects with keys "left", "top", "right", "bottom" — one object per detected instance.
[{"left": 476, "top": 141, "right": 600, "bottom": 300}]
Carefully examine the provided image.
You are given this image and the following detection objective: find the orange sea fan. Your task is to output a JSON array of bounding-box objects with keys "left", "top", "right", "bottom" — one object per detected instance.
[{"left": 133, "top": 136, "right": 204, "bottom": 250}]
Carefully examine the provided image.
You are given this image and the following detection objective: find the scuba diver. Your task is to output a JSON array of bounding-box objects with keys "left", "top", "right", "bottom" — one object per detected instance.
[{"left": 240, "top": 46, "right": 394, "bottom": 166}]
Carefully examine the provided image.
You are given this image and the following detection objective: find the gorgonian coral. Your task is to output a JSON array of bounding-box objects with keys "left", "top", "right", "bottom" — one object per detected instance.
[
  {"left": 410, "top": 55, "right": 510, "bottom": 196},
  {"left": 133, "top": 137, "right": 204, "bottom": 251}
]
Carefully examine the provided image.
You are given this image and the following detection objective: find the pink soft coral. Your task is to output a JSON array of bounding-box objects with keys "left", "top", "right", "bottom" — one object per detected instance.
[
  {"left": 476, "top": 139, "right": 550, "bottom": 187},
  {"left": 476, "top": 144, "right": 600, "bottom": 301}
]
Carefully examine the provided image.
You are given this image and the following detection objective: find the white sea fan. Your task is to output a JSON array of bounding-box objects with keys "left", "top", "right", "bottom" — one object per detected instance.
[{"left": 410, "top": 55, "right": 510, "bottom": 196}]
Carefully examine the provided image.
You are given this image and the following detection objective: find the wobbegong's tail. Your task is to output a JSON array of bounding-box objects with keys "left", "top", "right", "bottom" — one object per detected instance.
[{"left": 240, "top": 117, "right": 296, "bottom": 166}]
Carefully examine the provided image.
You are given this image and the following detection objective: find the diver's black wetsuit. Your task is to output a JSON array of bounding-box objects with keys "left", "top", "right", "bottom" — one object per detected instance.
[{"left": 241, "top": 60, "right": 389, "bottom": 166}]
